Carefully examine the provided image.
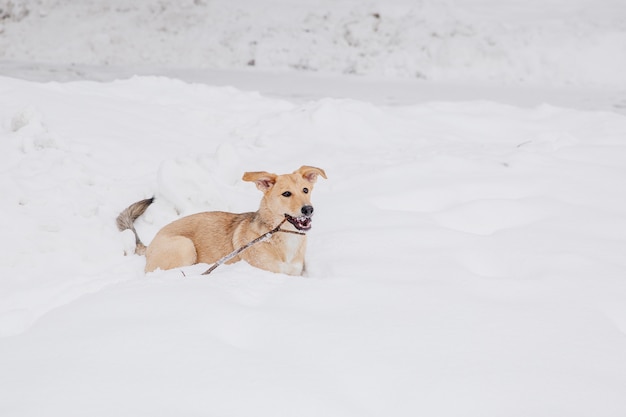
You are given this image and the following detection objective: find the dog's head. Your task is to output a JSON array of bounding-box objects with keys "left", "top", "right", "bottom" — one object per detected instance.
[{"left": 242, "top": 166, "right": 327, "bottom": 231}]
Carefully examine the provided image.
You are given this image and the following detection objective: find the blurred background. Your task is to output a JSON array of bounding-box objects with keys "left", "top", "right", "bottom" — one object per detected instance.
[{"left": 1, "top": 0, "right": 625, "bottom": 89}]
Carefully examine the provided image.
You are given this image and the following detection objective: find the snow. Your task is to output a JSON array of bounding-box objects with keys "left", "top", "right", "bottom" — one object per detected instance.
[
  {"left": 1, "top": 0, "right": 626, "bottom": 87},
  {"left": 2, "top": 0, "right": 626, "bottom": 416}
]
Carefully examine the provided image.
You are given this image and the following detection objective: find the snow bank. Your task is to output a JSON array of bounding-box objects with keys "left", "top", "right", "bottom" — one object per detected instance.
[
  {"left": 1, "top": 75, "right": 626, "bottom": 416},
  {"left": 1, "top": 0, "right": 626, "bottom": 87}
]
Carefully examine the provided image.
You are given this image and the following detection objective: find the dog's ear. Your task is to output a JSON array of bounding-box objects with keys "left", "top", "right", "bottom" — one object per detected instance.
[
  {"left": 242, "top": 171, "right": 278, "bottom": 192},
  {"left": 295, "top": 166, "right": 327, "bottom": 183}
]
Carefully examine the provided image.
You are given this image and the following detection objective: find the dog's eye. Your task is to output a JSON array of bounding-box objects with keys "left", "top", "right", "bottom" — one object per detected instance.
[
  {"left": 303, "top": 188, "right": 309, "bottom": 194},
  {"left": 282, "top": 191, "right": 292, "bottom": 197}
]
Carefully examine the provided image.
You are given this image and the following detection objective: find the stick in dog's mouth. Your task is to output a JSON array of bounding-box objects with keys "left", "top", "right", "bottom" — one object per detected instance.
[{"left": 285, "top": 213, "right": 313, "bottom": 231}]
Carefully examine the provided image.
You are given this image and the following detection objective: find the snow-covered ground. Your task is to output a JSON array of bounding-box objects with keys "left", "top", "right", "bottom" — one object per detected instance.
[
  {"left": 2, "top": 0, "right": 626, "bottom": 87},
  {"left": 1, "top": 0, "right": 626, "bottom": 416}
]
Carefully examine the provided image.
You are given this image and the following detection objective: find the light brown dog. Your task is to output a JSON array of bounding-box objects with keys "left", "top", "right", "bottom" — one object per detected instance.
[{"left": 117, "top": 166, "right": 326, "bottom": 275}]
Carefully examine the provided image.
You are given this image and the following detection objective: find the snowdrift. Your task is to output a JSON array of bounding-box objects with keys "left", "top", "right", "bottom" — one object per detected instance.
[{"left": 1, "top": 75, "right": 626, "bottom": 416}]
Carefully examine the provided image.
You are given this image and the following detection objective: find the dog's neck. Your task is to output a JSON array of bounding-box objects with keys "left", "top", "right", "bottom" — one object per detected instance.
[{"left": 254, "top": 200, "right": 286, "bottom": 230}]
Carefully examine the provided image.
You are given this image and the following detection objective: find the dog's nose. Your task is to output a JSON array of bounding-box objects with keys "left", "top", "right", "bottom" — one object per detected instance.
[{"left": 301, "top": 205, "right": 314, "bottom": 217}]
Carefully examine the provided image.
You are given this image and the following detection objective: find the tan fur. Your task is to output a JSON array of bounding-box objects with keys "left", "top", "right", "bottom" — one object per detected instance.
[{"left": 117, "top": 166, "right": 326, "bottom": 275}]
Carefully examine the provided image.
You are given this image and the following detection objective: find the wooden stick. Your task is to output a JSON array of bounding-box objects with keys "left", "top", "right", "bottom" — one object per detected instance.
[{"left": 201, "top": 216, "right": 304, "bottom": 276}]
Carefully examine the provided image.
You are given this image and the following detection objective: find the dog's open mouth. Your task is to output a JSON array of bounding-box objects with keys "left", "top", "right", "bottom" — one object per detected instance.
[{"left": 285, "top": 214, "right": 312, "bottom": 231}]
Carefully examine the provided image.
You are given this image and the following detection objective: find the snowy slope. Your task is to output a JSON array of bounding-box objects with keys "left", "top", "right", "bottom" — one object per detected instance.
[{"left": 1, "top": 75, "right": 626, "bottom": 416}]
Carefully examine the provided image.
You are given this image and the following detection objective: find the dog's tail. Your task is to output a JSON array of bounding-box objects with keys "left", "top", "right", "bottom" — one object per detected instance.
[{"left": 116, "top": 197, "right": 154, "bottom": 255}]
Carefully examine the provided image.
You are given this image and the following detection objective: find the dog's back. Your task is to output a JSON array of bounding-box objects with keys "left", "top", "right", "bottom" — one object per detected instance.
[{"left": 145, "top": 211, "right": 256, "bottom": 272}]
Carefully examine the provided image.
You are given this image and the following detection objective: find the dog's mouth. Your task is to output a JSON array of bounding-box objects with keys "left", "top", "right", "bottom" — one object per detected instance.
[{"left": 285, "top": 214, "right": 312, "bottom": 231}]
